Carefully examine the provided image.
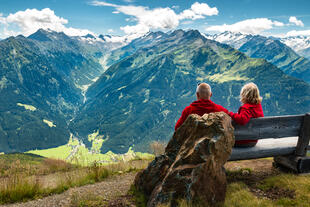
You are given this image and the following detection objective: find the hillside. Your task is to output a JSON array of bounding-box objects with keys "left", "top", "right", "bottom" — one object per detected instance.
[
  {"left": 0, "top": 29, "right": 126, "bottom": 153},
  {"left": 0, "top": 153, "right": 150, "bottom": 206},
  {"left": 206, "top": 31, "right": 310, "bottom": 83},
  {"left": 0, "top": 35, "right": 82, "bottom": 152},
  {"left": 0, "top": 29, "right": 140, "bottom": 153},
  {"left": 28, "top": 29, "right": 106, "bottom": 87},
  {"left": 71, "top": 29, "right": 310, "bottom": 154},
  {"left": 104, "top": 31, "right": 169, "bottom": 68}
]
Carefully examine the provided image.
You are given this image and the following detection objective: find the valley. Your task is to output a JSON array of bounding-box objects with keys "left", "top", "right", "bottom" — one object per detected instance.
[{"left": 0, "top": 29, "right": 309, "bottom": 155}]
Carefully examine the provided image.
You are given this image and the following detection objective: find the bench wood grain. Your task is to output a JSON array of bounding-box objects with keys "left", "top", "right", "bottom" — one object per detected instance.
[
  {"left": 233, "top": 114, "right": 304, "bottom": 140},
  {"left": 230, "top": 113, "right": 310, "bottom": 173}
]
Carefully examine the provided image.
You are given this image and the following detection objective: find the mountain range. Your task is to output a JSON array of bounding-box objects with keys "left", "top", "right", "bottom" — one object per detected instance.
[
  {"left": 0, "top": 34, "right": 80, "bottom": 152},
  {"left": 280, "top": 35, "right": 310, "bottom": 59},
  {"left": 205, "top": 31, "right": 310, "bottom": 83},
  {"left": 0, "top": 29, "right": 309, "bottom": 153},
  {"left": 71, "top": 29, "right": 310, "bottom": 153}
]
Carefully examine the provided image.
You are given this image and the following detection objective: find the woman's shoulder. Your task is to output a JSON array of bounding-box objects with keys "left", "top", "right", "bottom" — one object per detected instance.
[
  {"left": 240, "top": 103, "right": 264, "bottom": 117},
  {"left": 241, "top": 103, "right": 261, "bottom": 109}
]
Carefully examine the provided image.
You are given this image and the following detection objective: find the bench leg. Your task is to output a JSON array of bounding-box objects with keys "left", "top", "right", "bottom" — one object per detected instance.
[{"left": 274, "top": 155, "right": 310, "bottom": 174}]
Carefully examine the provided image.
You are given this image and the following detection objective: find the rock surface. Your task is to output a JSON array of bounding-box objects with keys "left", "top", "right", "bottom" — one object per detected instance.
[{"left": 135, "top": 112, "right": 235, "bottom": 207}]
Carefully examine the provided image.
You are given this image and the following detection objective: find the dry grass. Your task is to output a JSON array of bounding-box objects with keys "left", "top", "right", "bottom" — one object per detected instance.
[
  {"left": 69, "top": 193, "right": 108, "bottom": 207},
  {"left": 149, "top": 141, "right": 166, "bottom": 156},
  {"left": 0, "top": 154, "right": 77, "bottom": 178},
  {"left": 42, "top": 158, "right": 74, "bottom": 173},
  {"left": 0, "top": 174, "right": 42, "bottom": 204},
  {"left": 0, "top": 153, "right": 151, "bottom": 205}
]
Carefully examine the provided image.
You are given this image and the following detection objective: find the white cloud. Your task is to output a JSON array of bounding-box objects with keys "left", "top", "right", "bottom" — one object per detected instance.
[
  {"left": 125, "top": 17, "right": 135, "bottom": 22},
  {"left": 289, "top": 16, "right": 304, "bottom": 27},
  {"left": 190, "top": 2, "right": 218, "bottom": 16},
  {"left": 285, "top": 29, "right": 310, "bottom": 37},
  {"left": 2, "top": 27, "right": 19, "bottom": 37},
  {"left": 108, "top": 28, "right": 114, "bottom": 33},
  {"left": 90, "top": 1, "right": 117, "bottom": 7},
  {"left": 121, "top": 24, "right": 149, "bottom": 35},
  {"left": 273, "top": 21, "right": 285, "bottom": 27},
  {"left": 96, "top": 3, "right": 179, "bottom": 35},
  {"left": 138, "top": 8, "right": 179, "bottom": 29},
  {"left": 5, "top": 8, "right": 68, "bottom": 34},
  {"left": 91, "top": 1, "right": 218, "bottom": 36},
  {"left": 0, "top": 13, "right": 6, "bottom": 24},
  {"left": 205, "top": 18, "right": 284, "bottom": 34},
  {"left": 179, "top": 9, "right": 204, "bottom": 20},
  {"left": 181, "top": 20, "right": 195, "bottom": 25},
  {"left": 0, "top": 8, "right": 94, "bottom": 38},
  {"left": 179, "top": 2, "right": 218, "bottom": 20},
  {"left": 63, "top": 27, "right": 94, "bottom": 36}
]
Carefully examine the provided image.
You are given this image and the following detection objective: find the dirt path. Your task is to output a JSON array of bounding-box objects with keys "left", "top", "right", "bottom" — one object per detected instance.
[
  {"left": 225, "top": 158, "right": 274, "bottom": 172},
  {"left": 1, "top": 159, "right": 278, "bottom": 207},
  {"left": 1, "top": 172, "right": 137, "bottom": 207}
]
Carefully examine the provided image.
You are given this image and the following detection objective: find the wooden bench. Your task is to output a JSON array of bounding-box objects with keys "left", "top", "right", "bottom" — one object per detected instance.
[{"left": 229, "top": 113, "right": 310, "bottom": 173}]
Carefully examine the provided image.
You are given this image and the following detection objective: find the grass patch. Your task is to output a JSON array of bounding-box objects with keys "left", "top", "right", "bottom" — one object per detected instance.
[
  {"left": 28, "top": 136, "right": 154, "bottom": 166},
  {"left": 131, "top": 161, "right": 310, "bottom": 207},
  {"left": 129, "top": 185, "right": 147, "bottom": 207},
  {"left": 69, "top": 193, "right": 108, "bottom": 207},
  {"left": 149, "top": 141, "right": 166, "bottom": 157},
  {"left": 0, "top": 164, "right": 108, "bottom": 204},
  {"left": 0, "top": 153, "right": 44, "bottom": 165},
  {"left": 224, "top": 182, "right": 273, "bottom": 207},
  {"left": 0, "top": 175, "right": 42, "bottom": 204},
  {"left": 17, "top": 103, "right": 36, "bottom": 111},
  {"left": 257, "top": 174, "right": 310, "bottom": 207},
  {"left": 0, "top": 153, "right": 77, "bottom": 177},
  {"left": 225, "top": 167, "right": 310, "bottom": 207},
  {"left": 0, "top": 153, "right": 151, "bottom": 205}
]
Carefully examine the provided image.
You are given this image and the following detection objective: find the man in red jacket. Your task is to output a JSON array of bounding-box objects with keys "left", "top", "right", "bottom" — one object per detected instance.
[{"left": 175, "top": 83, "right": 229, "bottom": 130}]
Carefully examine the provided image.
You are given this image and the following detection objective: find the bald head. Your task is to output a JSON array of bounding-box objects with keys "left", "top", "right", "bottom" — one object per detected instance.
[{"left": 196, "top": 83, "right": 212, "bottom": 100}]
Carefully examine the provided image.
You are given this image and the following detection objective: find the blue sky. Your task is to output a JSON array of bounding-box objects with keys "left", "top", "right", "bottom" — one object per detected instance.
[{"left": 0, "top": 0, "right": 309, "bottom": 38}]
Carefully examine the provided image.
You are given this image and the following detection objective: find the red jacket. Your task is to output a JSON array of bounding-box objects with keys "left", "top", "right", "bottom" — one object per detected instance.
[
  {"left": 175, "top": 99, "right": 229, "bottom": 130},
  {"left": 228, "top": 103, "right": 264, "bottom": 145}
]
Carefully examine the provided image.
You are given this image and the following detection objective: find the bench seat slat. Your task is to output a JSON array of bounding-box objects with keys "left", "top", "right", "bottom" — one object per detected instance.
[
  {"left": 229, "top": 137, "right": 303, "bottom": 161},
  {"left": 234, "top": 115, "right": 304, "bottom": 140}
]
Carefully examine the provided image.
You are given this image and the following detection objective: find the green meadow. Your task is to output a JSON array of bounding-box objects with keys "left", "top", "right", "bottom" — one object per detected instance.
[{"left": 27, "top": 132, "right": 153, "bottom": 166}]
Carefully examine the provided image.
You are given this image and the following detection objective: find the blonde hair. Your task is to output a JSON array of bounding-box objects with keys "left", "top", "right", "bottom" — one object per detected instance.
[{"left": 240, "top": 82, "right": 262, "bottom": 104}]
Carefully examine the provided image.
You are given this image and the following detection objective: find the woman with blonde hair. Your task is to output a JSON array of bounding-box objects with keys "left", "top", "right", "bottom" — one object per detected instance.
[{"left": 229, "top": 82, "right": 264, "bottom": 147}]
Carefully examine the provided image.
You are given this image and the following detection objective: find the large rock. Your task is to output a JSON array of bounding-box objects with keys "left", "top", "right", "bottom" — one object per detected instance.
[{"left": 135, "top": 112, "right": 235, "bottom": 207}]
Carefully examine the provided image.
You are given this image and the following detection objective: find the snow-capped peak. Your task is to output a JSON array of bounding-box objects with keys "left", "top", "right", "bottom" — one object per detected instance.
[
  {"left": 279, "top": 35, "right": 310, "bottom": 52},
  {"left": 204, "top": 31, "right": 252, "bottom": 49}
]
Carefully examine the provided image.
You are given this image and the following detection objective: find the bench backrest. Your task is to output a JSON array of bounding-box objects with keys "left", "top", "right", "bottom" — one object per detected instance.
[
  {"left": 233, "top": 113, "right": 310, "bottom": 157},
  {"left": 233, "top": 114, "right": 304, "bottom": 140}
]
